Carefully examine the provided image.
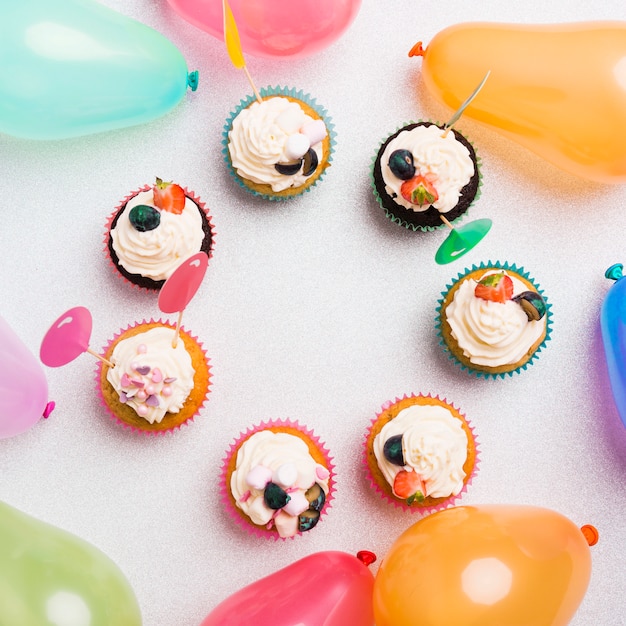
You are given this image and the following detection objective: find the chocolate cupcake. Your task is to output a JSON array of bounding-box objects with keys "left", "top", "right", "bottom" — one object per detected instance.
[
  {"left": 371, "top": 121, "right": 481, "bottom": 231},
  {"left": 105, "top": 178, "right": 214, "bottom": 291}
]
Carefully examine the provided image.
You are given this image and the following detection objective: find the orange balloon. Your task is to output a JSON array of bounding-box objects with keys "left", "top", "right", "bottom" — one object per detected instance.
[
  {"left": 410, "top": 22, "right": 626, "bottom": 183},
  {"left": 373, "top": 505, "right": 591, "bottom": 626}
]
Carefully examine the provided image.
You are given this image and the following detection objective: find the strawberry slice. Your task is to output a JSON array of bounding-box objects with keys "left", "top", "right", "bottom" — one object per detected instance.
[
  {"left": 153, "top": 177, "right": 186, "bottom": 214},
  {"left": 474, "top": 272, "right": 514, "bottom": 303},
  {"left": 393, "top": 470, "right": 426, "bottom": 505},
  {"left": 400, "top": 175, "right": 438, "bottom": 207}
]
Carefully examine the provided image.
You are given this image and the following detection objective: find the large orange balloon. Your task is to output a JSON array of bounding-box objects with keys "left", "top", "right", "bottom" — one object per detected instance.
[
  {"left": 410, "top": 22, "right": 626, "bottom": 183},
  {"left": 373, "top": 505, "right": 592, "bottom": 626}
]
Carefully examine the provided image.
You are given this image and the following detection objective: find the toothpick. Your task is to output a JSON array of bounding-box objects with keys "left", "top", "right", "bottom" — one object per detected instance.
[
  {"left": 86, "top": 347, "right": 114, "bottom": 368},
  {"left": 243, "top": 66, "right": 262, "bottom": 103},
  {"left": 171, "top": 310, "right": 183, "bottom": 349},
  {"left": 440, "top": 215, "right": 455, "bottom": 230},
  {"left": 442, "top": 70, "right": 491, "bottom": 137}
]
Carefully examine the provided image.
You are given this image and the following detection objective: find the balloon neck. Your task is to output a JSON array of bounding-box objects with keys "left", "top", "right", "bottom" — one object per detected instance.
[
  {"left": 605, "top": 263, "right": 623, "bottom": 282},
  {"left": 356, "top": 550, "right": 377, "bottom": 567},
  {"left": 42, "top": 401, "right": 55, "bottom": 419},
  {"left": 187, "top": 71, "right": 199, "bottom": 92},
  {"left": 408, "top": 42, "right": 426, "bottom": 58}
]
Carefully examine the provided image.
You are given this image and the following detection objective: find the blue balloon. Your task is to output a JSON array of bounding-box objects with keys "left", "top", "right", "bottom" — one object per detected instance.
[
  {"left": 0, "top": 0, "right": 198, "bottom": 140},
  {"left": 601, "top": 263, "right": 626, "bottom": 428}
]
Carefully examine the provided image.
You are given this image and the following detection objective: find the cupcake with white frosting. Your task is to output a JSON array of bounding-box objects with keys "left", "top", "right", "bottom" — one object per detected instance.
[
  {"left": 221, "top": 420, "right": 334, "bottom": 539},
  {"left": 105, "top": 178, "right": 214, "bottom": 291},
  {"left": 437, "top": 261, "right": 552, "bottom": 377},
  {"left": 223, "top": 86, "right": 335, "bottom": 200},
  {"left": 371, "top": 121, "right": 481, "bottom": 231},
  {"left": 96, "top": 320, "right": 211, "bottom": 434},
  {"left": 364, "top": 393, "right": 478, "bottom": 512}
]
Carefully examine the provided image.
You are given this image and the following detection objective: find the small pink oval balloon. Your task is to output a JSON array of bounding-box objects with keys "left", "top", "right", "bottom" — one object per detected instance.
[
  {"left": 158, "top": 252, "right": 208, "bottom": 314},
  {"left": 0, "top": 315, "right": 50, "bottom": 439},
  {"left": 200, "top": 551, "right": 375, "bottom": 626},
  {"left": 166, "top": 0, "right": 362, "bottom": 59},
  {"left": 40, "top": 307, "right": 93, "bottom": 367}
]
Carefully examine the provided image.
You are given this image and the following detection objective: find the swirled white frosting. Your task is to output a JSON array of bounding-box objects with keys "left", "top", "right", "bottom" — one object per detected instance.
[
  {"left": 228, "top": 97, "right": 326, "bottom": 192},
  {"left": 106, "top": 327, "right": 195, "bottom": 424},
  {"left": 230, "top": 430, "right": 330, "bottom": 537},
  {"left": 110, "top": 190, "right": 204, "bottom": 281},
  {"left": 446, "top": 272, "right": 545, "bottom": 367},
  {"left": 373, "top": 403, "right": 468, "bottom": 499},
  {"left": 380, "top": 124, "right": 474, "bottom": 213}
]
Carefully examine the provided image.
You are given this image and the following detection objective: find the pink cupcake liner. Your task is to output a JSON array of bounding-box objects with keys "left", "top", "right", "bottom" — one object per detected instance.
[
  {"left": 104, "top": 184, "right": 216, "bottom": 292},
  {"left": 363, "top": 392, "right": 479, "bottom": 515},
  {"left": 220, "top": 419, "right": 335, "bottom": 540},
  {"left": 95, "top": 318, "right": 211, "bottom": 436}
]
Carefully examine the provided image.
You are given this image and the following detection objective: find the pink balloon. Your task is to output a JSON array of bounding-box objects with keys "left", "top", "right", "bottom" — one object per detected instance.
[
  {"left": 166, "top": 0, "right": 362, "bottom": 59},
  {"left": 158, "top": 252, "right": 208, "bottom": 314},
  {"left": 200, "top": 551, "right": 375, "bottom": 626},
  {"left": 0, "top": 315, "right": 50, "bottom": 439},
  {"left": 40, "top": 307, "right": 92, "bottom": 368}
]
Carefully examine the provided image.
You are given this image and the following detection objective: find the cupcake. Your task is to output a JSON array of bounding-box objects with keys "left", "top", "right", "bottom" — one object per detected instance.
[
  {"left": 105, "top": 178, "right": 214, "bottom": 291},
  {"left": 365, "top": 394, "right": 478, "bottom": 512},
  {"left": 221, "top": 420, "right": 334, "bottom": 539},
  {"left": 371, "top": 121, "right": 481, "bottom": 231},
  {"left": 437, "top": 261, "right": 551, "bottom": 377},
  {"left": 223, "top": 86, "right": 335, "bottom": 200},
  {"left": 97, "top": 320, "right": 211, "bottom": 434}
]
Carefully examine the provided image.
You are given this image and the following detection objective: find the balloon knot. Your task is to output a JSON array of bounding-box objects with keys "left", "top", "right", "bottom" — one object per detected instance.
[
  {"left": 356, "top": 550, "right": 377, "bottom": 567},
  {"left": 408, "top": 42, "right": 425, "bottom": 57},
  {"left": 187, "top": 70, "right": 199, "bottom": 92},
  {"left": 580, "top": 524, "right": 599, "bottom": 546},
  {"left": 42, "top": 401, "right": 56, "bottom": 419}
]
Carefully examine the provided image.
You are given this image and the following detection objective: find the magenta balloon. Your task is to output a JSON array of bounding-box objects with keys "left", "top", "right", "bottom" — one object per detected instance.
[
  {"left": 166, "top": 0, "right": 362, "bottom": 58},
  {"left": 0, "top": 315, "right": 49, "bottom": 439},
  {"left": 200, "top": 551, "right": 375, "bottom": 626}
]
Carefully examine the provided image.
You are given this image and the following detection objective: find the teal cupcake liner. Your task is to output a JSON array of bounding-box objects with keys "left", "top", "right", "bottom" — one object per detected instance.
[
  {"left": 370, "top": 120, "right": 482, "bottom": 232},
  {"left": 222, "top": 86, "right": 336, "bottom": 202},
  {"left": 435, "top": 260, "right": 553, "bottom": 379}
]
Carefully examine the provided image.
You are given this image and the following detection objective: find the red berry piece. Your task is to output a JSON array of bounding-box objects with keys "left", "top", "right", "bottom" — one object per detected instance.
[
  {"left": 153, "top": 177, "right": 186, "bottom": 214},
  {"left": 392, "top": 470, "right": 426, "bottom": 505},
  {"left": 474, "top": 272, "right": 514, "bottom": 303},
  {"left": 400, "top": 175, "right": 438, "bottom": 207}
]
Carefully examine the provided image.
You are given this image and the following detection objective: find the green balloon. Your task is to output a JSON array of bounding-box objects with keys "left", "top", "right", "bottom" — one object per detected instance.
[
  {"left": 0, "top": 501, "right": 142, "bottom": 626},
  {"left": 0, "top": 0, "right": 197, "bottom": 140}
]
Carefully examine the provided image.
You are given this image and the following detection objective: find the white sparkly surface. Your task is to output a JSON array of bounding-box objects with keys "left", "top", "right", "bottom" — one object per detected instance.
[{"left": 1, "top": 1, "right": 626, "bottom": 624}]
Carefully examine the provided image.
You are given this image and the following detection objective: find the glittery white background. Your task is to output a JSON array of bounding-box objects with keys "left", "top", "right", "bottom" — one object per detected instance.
[{"left": 1, "top": 1, "right": 626, "bottom": 624}]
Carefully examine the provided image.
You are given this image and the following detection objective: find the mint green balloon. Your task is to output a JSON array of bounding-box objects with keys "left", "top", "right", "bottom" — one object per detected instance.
[
  {"left": 0, "top": 0, "right": 198, "bottom": 140},
  {"left": 0, "top": 501, "right": 142, "bottom": 626}
]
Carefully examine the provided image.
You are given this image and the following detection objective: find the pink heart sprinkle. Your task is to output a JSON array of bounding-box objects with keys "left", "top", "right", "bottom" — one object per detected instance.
[
  {"left": 151, "top": 368, "right": 163, "bottom": 383},
  {"left": 130, "top": 379, "right": 144, "bottom": 388},
  {"left": 120, "top": 373, "right": 131, "bottom": 387},
  {"left": 164, "top": 377, "right": 177, "bottom": 384}
]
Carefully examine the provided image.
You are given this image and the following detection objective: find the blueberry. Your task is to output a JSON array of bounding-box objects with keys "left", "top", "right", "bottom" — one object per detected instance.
[
  {"left": 128, "top": 204, "right": 160, "bottom": 232},
  {"left": 388, "top": 149, "right": 416, "bottom": 180},
  {"left": 383, "top": 434, "right": 405, "bottom": 466}
]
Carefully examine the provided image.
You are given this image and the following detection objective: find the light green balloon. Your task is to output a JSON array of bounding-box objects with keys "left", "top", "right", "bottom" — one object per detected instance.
[
  {"left": 0, "top": 0, "right": 198, "bottom": 140},
  {"left": 0, "top": 501, "right": 142, "bottom": 626}
]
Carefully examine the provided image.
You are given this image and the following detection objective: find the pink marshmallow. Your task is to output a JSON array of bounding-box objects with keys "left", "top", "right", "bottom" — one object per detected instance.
[{"left": 301, "top": 119, "right": 327, "bottom": 145}]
